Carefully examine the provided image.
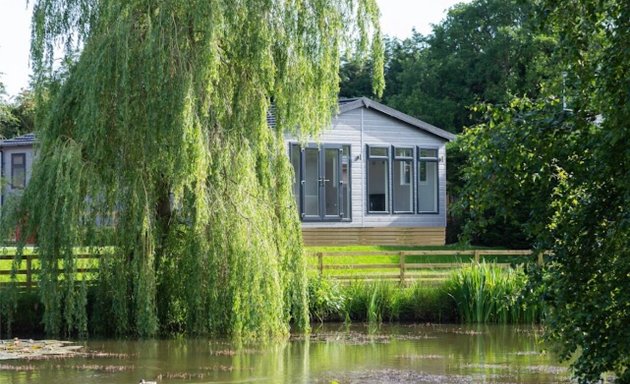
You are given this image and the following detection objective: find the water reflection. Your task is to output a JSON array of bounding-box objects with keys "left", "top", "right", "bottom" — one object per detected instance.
[{"left": 0, "top": 324, "right": 569, "bottom": 383}]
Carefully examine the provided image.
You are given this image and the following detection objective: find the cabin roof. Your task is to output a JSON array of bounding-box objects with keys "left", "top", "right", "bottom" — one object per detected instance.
[
  {"left": 269, "top": 97, "right": 455, "bottom": 141},
  {"left": 0, "top": 133, "right": 36, "bottom": 148},
  {"left": 338, "top": 97, "right": 455, "bottom": 141}
]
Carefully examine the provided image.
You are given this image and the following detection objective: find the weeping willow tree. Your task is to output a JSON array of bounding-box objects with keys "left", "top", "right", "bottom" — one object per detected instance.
[{"left": 1, "top": 0, "right": 383, "bottom": 338}]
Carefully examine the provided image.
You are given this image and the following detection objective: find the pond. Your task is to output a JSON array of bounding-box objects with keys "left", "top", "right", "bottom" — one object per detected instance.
[{"left": 0, "top": 324, "right": 569, "bottom": 383}]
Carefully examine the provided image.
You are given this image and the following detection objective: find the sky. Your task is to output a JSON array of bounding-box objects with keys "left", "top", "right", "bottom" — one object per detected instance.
[{"left": 0, "top": 0, "right": 468, "bottom": 98}]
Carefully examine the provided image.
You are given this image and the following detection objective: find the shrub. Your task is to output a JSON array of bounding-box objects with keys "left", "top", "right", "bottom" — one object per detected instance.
[{"left": 307, "top": 275, "right": 345, "bottom": 322}]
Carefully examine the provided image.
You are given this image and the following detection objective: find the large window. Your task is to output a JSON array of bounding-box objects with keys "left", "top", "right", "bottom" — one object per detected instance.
[
  {"left": 365, "top": 146, "right": 440, "bottom": 215},
  {"left": 417, "top": 148, "right": 438, "bottom": 213},
  {"left": 367, "top": 146, "right": 389, "bottom": 213},
  {"left": 289, "top": 143, "right": 351, "bottom": 221},
  {"left": 11, "top": 153, "right": 26, "bottom": 189},
  {"left": 393, "top": 147, "right": 414, "bottom": 213}
]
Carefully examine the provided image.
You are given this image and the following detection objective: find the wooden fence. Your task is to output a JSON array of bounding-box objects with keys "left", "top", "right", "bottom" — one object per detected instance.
[
  {"left": 1, "top": 248, "right": 543, "bottom": 287},
  {"left": 0, "top": 248, "right": 100, "bottom": 288},
  {"left": 307, "top": 249, "right": 542, "bottom": 284}
]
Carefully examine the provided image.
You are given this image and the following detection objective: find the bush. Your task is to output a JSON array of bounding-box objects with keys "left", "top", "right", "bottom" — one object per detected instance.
[{"left": 307, "top": 275, "right": 345, "bottom": 322}]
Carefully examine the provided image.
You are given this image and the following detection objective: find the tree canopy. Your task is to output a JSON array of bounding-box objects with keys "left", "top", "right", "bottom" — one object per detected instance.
[
  {"left": 0, "top": 89, "right": 35, "bottom": 138},
  {"left": 339, "top": 0, "right": 555, "bottom": 134},
  {"left": 1, "top": 0, "right": 383, "bottom": 340}
]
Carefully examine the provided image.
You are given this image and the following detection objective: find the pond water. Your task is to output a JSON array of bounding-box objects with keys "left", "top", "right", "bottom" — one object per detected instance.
[{"left": 0, "top": 324, "right": 569, "bottom": 384}]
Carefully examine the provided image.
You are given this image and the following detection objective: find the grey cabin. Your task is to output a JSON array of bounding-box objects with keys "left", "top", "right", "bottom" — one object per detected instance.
[
  {"left": 0, "top": 133, "right": 35, "bottom": 207},
  {"left": 0, "top": 98, "right": 455, "bottom": 246},
  {"left": 286, "top": 97, "right": 455, "bottom": 246}
]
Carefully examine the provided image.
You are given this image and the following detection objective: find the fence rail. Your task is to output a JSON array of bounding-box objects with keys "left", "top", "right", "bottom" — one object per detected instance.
[
  {"left": 1, "top": 248, "right": 543, "bottom": 288},
  {"left": 0, "top": 248, "right": 100, "bottom": 288},
  {"left": 307, "top": 249, "right": 542, "bottom": 284}
]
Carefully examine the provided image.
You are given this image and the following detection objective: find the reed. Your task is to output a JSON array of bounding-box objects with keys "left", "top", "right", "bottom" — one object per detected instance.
[
  {"left": 307, "top": 264, "right": 543, "bottom": 325},
  {"left": 445, "top": 262, "right": 543, "bottom": 324}
]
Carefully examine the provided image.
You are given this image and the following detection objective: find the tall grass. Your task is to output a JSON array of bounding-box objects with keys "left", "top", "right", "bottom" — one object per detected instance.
[
  {"left": 307, "top": 263, "right": 543, "bottom": 325},
  {"left": 307, "top": 278, "right": 456, "bottom": 324},
  {"left": 445, "top": 262, "right": 543, "bottom": 324}
]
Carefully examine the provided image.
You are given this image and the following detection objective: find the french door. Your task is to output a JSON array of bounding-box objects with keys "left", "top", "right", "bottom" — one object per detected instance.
[{"left": 301, "top": 145, "right": 344, "bottom": 220}]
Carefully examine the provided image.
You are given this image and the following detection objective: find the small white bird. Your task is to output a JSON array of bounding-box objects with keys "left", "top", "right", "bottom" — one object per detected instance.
[{"left": 139, "top": 380, "right": 157, "bottom": 384}]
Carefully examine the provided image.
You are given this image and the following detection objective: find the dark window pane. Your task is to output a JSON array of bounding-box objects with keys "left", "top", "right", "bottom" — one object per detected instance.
[
  {"left": 418, "top": 160, "right": 438, "bottom": 212},
  {"left": 324, "top": 148, "right": 339, "bottom": 216},
  {"left": 369, "top": 146, "right": 388, "bottom": 157},
  {"left": 11, "top": 154, "right": 26, "bottom": 189},
  {"left": 368, "top": 157, "right": 389, "bottom": 212},
  {"left": 395, "top": 148, "right": 413, "bottom": 158},
  {"left": 341, "top": 145, "right": 351, "bottom": 219},
  {"left": 419, "top": 148, "right": 438, "bottom": 158},
  {"left": 304, "top": 148, "right": 320, "bottom": 216},
  {"left": 289, "top": 145, "right": 301, "bottom": 212},
  {"left": 393, "top": 159, "right": 413, "bottom": 212}
]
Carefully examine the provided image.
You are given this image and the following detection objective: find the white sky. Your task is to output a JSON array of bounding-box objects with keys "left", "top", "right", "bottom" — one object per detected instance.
[{"left": 0, "top": 0, "right": 468, "bottom": 98}]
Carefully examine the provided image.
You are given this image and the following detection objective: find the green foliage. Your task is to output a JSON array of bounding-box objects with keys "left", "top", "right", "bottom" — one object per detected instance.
[
  {"left": 342, "top": 281, "right": 401, "bottom": 323},
  {"left": 306, "top": 275, "right": 528, "bottom": 325},
  {"left": 400, "top": 283, "right": 455, "bottom": 322},
  {"left": 5, "top": 0, "right": 384, "bottom": 340},
  {"left": 0, "top": 81, "right": 18, "bottom": 138},
  {"left": 0, "top": 90, "right": 36, "bottom": 139},
  {"left": 445, "top": 263, "right": 542, "bottom": 324},
  {"left": 453, "top": 97, "right": 581, "bottom": 247},
  {"left": 388, "top": 0, "right": 555, "bottom": 133},
  {"left": 456, "top": 0, "right": 630, "bottom": 380},
  {"left": 339, "top": 0, "right": 555, "bottom": 135},
  {"left": 537, "top": 1, "right": 630, "bottom": 381},
  {"left": 307, "top": 275, "right": 345, "bottom": 323}
]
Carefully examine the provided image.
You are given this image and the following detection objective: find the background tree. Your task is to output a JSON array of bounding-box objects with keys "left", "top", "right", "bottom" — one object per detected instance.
[
  {"left": 388, "top": 0, "right": 554, "bottom": 133},
  {"left": 2, "top": 0, "right": 383, "bottom": 339},
  {"left": 0, "top": 89, "right": 36, "bottom": 138},
  {"left": 339, "top": 35, "right": 419, "bottom": 100},
  {"left": 339, "top": 0, "right": 554, "bottom": 134},
  {"left": 0, "top": 79, "right": 19, "bottom": 137}
]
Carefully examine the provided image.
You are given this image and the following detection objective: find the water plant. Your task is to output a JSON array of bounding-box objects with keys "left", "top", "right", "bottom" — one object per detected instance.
[
  {"left": 306, "top": 267, "right": 541, "bottom": 325},
  {"left": 445, "top": 262, "right": 543, "bottom": 324}
]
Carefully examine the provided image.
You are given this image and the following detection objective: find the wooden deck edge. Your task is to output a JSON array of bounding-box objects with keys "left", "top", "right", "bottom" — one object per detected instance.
[{"left": 302, "top": 227, "right": 446, "bottom": 246}]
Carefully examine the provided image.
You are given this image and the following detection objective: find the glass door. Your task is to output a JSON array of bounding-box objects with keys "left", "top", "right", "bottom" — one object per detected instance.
[
  {"left": 323, "top": 147, "right": 342, "bottom": 218},
  {"left": 299, "top": 145, "right": 343, "bottom": 220},
  {"left": 302, "top": 147, "right": 321, "bottom": 219}
]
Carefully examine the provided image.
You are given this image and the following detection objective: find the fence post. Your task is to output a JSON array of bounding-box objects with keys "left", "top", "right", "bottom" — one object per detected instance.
[
  {"left": 474, "top": 250, "right": 480, "bottom": 264},
  {"left": 26, "top": 254, "right": 32, "bottom": 289},
  {"left": 399, "top": 252, "right": 405, "bottom": 285},
  {"left": 537, "top": 252, "right": 544, "bottom": 266},
  {"left": 317, "top": 252, "right": 324, "bottom": 276}
]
